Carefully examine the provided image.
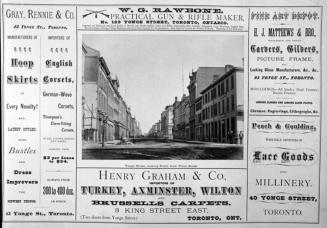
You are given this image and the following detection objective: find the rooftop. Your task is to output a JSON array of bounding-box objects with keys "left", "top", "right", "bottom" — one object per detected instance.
[
  {"left": 83, "top": 42, "right": 100, "bottom": 57},
  {"left": 201, "top": 66, "right": 244, "bottom": 94}
]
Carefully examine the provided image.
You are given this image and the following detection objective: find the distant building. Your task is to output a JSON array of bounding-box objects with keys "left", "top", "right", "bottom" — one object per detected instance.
[
  {"left": 184, "top": 100, "right": 190, "bottom": 140},
  {"left": 173, "top": 94, "right": 189, "bottom": 139},
  {"left": 131, "top": 117, "right": 137, "bottom": 137},
  {"left": 148, "top": 121, "right": 160, "bottom": 137},
  {"left": 156, "top": 120, "right": 162, "bottom": 137},
  {"left": 148, "top": 120, "right": 162, "bottom": 138},
  {"left": 187, "top": 67, "right": 226, "bottom": 140},
  {"left": 136, "top": 121, "right": 142, "bottom": 137},
  {"left": 172, "top": 96, "right": 180, "bottom": 138},
  {"left": 161, "top": 105, "right": 174, "bottom": 139},
  {"left": 195, "top": 96, "right": 203, "bottom": 141},
  {"left": 117, "top": 93, "right": 129, "bottom": 139},
  {"left": 200, "top": 65, "right": 244, "bottom": 143},
  {"left": 127, "top": 107, "right": 132, "bottom": 137}
]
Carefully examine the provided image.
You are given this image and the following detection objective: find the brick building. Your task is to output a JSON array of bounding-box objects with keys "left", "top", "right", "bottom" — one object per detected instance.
[
  {"left": 187, "top": 67, "right": 226, "bottom": 140},
  {"left": 200, "top": 65, "right": 244, "bottom": 143},
  {"left": 173, "top": 95, "right": 190, "bottom": 139}
]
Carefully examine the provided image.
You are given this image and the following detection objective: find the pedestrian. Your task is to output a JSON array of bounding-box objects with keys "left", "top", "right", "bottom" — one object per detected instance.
[{"left": 239, "top": 131, "right": 244, "bottom": 144}]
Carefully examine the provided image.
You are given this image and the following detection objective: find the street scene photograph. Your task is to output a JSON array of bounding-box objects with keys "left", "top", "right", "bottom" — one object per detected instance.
[{"left": 81, "top": 33, "right": 244, "bottom": 160}]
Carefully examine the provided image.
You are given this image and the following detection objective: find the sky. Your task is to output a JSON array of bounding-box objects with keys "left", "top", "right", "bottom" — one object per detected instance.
[{"left": 83, "top": 34, "right": 244, "bottom": 133}]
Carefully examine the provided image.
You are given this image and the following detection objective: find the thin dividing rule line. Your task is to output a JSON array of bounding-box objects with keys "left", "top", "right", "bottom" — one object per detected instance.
[{"left": 39, "top": 35, "right": 42, "bottom": 204}]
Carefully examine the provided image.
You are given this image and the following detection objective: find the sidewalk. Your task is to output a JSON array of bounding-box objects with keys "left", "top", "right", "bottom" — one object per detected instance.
[
  {"left": 170, "top": 138, "right": 243, "bottom": 147},
  {"left": 82, "top": 140, "right": 120, "bottom": 149},
  {"left": 169, "top": 139, "right": 206, "bottom": 145}
]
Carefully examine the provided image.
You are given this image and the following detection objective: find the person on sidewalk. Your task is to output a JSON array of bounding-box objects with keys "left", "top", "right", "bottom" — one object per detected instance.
[{"left": 239, "top": 131, "right": 244, "bottom": 144}]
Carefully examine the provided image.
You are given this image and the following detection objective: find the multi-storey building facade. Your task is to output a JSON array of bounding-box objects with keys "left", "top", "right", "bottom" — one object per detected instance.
[
  {"left": 156, "top": 120, "right": 162, "bottom": 137},
  {"left": 173, "top": 95, "right": 190, "bottom": 139},
  {"left": 187, "top": 67, "right": 226, "bottom": 140},
  {"left": 172, "top": 96, "right": 180, "bottom": 139},
  {"left": 184, "top": 101, "right": 190, "bottom": 140},
  {"left": 195, "top": 96, "right": 203, "bottom": 141},
  {"left": 200, "top": 65, "right": 244, "bottom": 143},
  {"left": 127, "top": 113, "right": 132, "bottom": 137},
  {"left": 149, "top": 65, "right": 243, "bottom": 144},
  {"left": 82, "top": 43, "right": 115, "bottom": 142},
  {"left": 187, "top": 71, "right": 196, "bottom": 140},
  {"left": 135, "top": 121, "right": 142, "bottom": 137},
  {"left": 82, "top": 43, "right": 140, "bottom": 143},
  {"left": 148, "top": 120, "right": 161, "bottom": 137},
  {"left": 117, "top": 97, "right": 129, "bottom": 139},
  {"left": 161, "top": 105, "right": 174, "bottom": 139},
  {"left": 131, "top": 117, "right": 137, "bottom": 137}
]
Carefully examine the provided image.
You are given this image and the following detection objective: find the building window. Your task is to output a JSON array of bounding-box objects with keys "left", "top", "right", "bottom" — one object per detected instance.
[
  {"left": 218, "top": 102, "right": 220, "bottom": 114},
  {"left": 222, "top": 120, "right": 226, "bottom": 139},
  {"left": 227, "top": 97, "right": 229, "bottom": 113},
  {"left": 231, "top": 75, "right": 234, "bottom": 90},
  {"left": 211, "top": 88, "right": 216, "bottom": 100},
  {"left": 227, "top": 118, "right": 230, "bottom": 133},
  {"left": 196, "top": 102, "right": 201, "bottom": 111},
  {"left": 222, "top": 99, "right": 225, "bottom": 113},
  {"left": 218, "top": 121, "right": 221, "bottom": 141},
  {"left": 218, "top": 84, "right": 221, "bottom": 96},
  {"left": 214, "top": 121, "right": 217, "bottom": 138},
  {"left": 215, "top": 86, "right": 218, "bottom": 98},
  {"left": 226, "top": 78, "right": 229, "bottom": 92},
  {"left": 213, "top": 103, "right": 217, "bottom": 116},
  {"left": 221, "top": 82, "right": 225, "bottom": 95},
  {"left": 231, "top": 95, "right": 235, "bottom": 111},
  {"left": 232, "top": 117, "right": 236, "bottom": 134}
]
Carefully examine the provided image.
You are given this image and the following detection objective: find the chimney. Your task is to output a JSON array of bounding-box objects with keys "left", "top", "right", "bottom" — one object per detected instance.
[
  {"left": 112, "top": 75, "right": 120, "bottom": 89},
  {"left": 225, "top": 64, "right": 234, "bottom": 73}
]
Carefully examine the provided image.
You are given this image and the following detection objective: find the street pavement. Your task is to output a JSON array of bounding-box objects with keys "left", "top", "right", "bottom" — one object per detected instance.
[{"left": 82, "top": 139, "right": 243, "bottom": 160}]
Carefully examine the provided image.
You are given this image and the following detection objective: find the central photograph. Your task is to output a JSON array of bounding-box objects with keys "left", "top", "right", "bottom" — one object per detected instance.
[{"left": 81, "top": 33, "right": 244, "bottom": 160}]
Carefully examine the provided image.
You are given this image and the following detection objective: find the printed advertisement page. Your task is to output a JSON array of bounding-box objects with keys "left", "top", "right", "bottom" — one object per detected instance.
[{"left": 1, "top": 0, "right": 326, "bottom": 227}]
